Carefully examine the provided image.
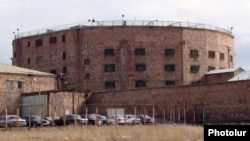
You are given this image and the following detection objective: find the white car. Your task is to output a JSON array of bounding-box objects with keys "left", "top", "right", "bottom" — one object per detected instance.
[
  {"left": 124, "top": 114, "right": 141, "bottom": 125},
  {"left": 0, "top": 115, "right": 27, "bottom": 127},
  {"left": 107, "top": 115, "right": 126, "bottom": 125}
]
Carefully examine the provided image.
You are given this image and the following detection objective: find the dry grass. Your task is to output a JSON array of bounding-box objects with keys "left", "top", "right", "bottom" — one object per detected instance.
[{"left": 0, "top": 124, "right": 203, "bottom": 141}]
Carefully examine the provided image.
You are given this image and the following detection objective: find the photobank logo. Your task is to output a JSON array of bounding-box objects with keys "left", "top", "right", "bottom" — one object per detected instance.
[{"left": 204, "top": 125, "right": 250, "bottom": 141}]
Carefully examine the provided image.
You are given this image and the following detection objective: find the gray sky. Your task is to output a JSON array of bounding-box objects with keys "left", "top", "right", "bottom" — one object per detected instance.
[{"left": 1, "top": 0, "right": 250, "bottom": 70}]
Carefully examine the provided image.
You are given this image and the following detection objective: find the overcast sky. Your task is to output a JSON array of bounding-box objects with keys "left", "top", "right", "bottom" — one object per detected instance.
[{"left": 1, "top": 0, "right": 250, "bottom": 70}]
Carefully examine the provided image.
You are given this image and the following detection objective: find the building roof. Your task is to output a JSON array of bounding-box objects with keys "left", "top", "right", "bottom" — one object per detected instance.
[
  {"left": 0, "top": 64, "right": 54, "bottom": 76},
  {"left": 228, "top": 71, "right": 250, "bottom": 81},
  {"left": 206, "top": 67, "right": 245, "bottom": 75}
]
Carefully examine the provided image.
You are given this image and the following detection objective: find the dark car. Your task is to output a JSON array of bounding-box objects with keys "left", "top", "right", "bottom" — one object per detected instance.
[
  {"left": 22, "top": 115, "right": 49, "bottom": 127},
  {"left": 138, "top": 115, "right": 155, "bottom": 124},
  {"left": 54, "top": 114, "right": 88, "bottom": 126}
]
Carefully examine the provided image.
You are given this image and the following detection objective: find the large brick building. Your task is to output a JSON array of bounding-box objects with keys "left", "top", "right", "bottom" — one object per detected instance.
[{"left": 12, "top": 20, "right": 234, "bottom": 93}]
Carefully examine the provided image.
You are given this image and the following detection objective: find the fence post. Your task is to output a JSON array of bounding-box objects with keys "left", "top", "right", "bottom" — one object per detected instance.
[
  {"left": 5, "top": 108, "right": 7, "bottom": 129},
  {"left": 183, "top": 103, "right": 186, "bottom": 124},
  {"left": 16, "top": 108, "right": 19, "bottom": 127},
  {"left": 85, "top": 106, "right": 88, "bottom": 126},
  {"left": 152, "top": 105, "right": 155, "bottom": 125}
]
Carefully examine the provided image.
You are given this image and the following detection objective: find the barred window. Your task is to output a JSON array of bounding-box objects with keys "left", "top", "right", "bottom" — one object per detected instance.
[
  {"left": 35, "top": 39, "right": 43, "bottom": 47},
  {"left": 135, "top": 48, "right": 145, "bottom": 56},
  {"left": 104, "top": 49, "right": 115, "bottom": 56},
  {"left": 165, "top": 49, "right": 175, "bottom": 56},
  {"left": 191, "top": 65, "right": 200, "bottom": 73},
  {"left": 208, "top": 51, "right": 215, "bottom": 58},
  {"left": 49, "top": 36, "right": 57, "bottom": 44},
  {"left": 165, "top": 81, "right": 176, "bottom": 86},
  {"left": 17, "top": 81, "right": 23, "bottom": 89},
  {"left": 105, "top": 81, "right": 116, "bottom": 89},
  {"left": 165, "top": 64, "right": 175, "bottom": 72},
  {"left": 190, "top": 50, "right": 199, "bottom": 58},
  {"left": 104, "top": 64, "right": 115, "bottom": 72},
  {"left": 220, "top": 53, "right": 225, "bottom": 60},
  {"left": 135, "top": 80, "right": 146, "bottom": 88},
  {"left": 136, "top": 63, "right": 146, "bottom": 72}
]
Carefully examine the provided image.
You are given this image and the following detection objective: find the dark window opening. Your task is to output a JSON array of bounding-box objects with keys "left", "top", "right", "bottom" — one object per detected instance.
[
  {"left": 208, "top": 51, "right": 215, "bottom": 58},
  {"left": 49, "top": 36, "right": 57, "bottom": 44},
  {"left": 190, "top": 50, "right": 199, "bottom": 58},
  {"left": 14, "top": 52, "right": 16, "bottom": 58},
  {"left": 27, "top": 41, "right": 30, "bottom": 47},
  {"left": 165, "top": 81, "right": 176, "bottom": 86},
  {"left": 135, "top": 48, "right": 145, "bottom": 56},
  {"left": 85, "top": 73, "right": 90, "bottom": 80},
  {"left": 165, "top": 64, "right": 175, "bottom": 72},
  {"left": 191, "top": 65, "right": 200, "bottom": 73},
  {"left": 105, "top": 81, "right": 116, "bottom": 89},
  {"left": 104, "top": 64, "right": 115, "bottom": 72},
  {"left": 220, "top": 53, "right": 225, "bottom": 60},
  {"left": 17, "top": 81, "right": 23, "bottom": 89},
  {"left": 63, "top": 66, "right": 67, "bottom": 73},
  {"left": 62, "top": 35, "right": 66, "bottom": 42},
  {"left": 63, "top": 52, "right": 66, "bottom": 60},
  {"left": 27, "top": 58, "right": 30, "bottom": 64},
  {"left": 84, "top": 59, "right": 90, "bottom": 65},
  {"left": 35, "top": 39, "right": 43, "bottom": 47},
  {"left": 230, "top": 55, "right": 233, "bottom": 62},
  {"left": 135, "top": 80, "right": 146, "bottom": 88},
  {"left": 136, "top": 63, "right": 146, "bottom": 72},
  {"left": 165, "top": 49, "right": 175, "bottom": 56},
  {"left": 36, "top": 56, "right": 43, "bottom": 64},
  {"left": 104, "top": 49, "right": 115, "bottom": 56}
]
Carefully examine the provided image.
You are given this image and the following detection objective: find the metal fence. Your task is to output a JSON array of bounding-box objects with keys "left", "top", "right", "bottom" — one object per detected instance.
[
  {"left": 14, "top": 20, "right": 233, "bottom": 39},
  {"left": 1, "top": 103, "right": 250, "bottom": 128}
]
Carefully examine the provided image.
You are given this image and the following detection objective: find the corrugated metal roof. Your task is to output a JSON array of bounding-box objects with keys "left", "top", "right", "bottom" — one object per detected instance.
[
  {"left": 206, "top": 67, "right": 245, "bottom": 75},
  {"left": 228, "top": 71, "right": 250, "bottom": 81},
  {"left": 0, "top": 64, "right": 54, "bottom": 76}
]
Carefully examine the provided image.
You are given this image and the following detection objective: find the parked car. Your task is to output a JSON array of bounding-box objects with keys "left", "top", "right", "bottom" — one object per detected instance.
[
  {"left": 0, "top": 115, "right": 26, "bottom": 127},
  {"left": 22, "top": 115, "right": 50, "bottom": 127},
  {"left": 124, "top": 114, "right": 141, "bottom": 125},
  {"left": 138, "top": 115, "right": 155, "bottom": 124},
  {"left": 86, "top": 114, "right": 103, "bottom": 125},
  {"left": 107, "top": 115, "right": 126, "bottom": 125},
  {"left": 43, "top": 116, "right": 60, "bottom": 126},
  {"left": 54, "top": 114, "right": 88, "bottom": 126}
]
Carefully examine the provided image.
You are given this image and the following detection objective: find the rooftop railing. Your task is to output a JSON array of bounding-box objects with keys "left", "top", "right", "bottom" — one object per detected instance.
[{"left": 14, "top": 20, "right": 233, "bottom": 39}]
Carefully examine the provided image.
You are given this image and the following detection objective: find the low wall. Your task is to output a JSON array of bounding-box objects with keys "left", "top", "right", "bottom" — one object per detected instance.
[{"left": 87, "top": 80, "right": 250, "bottom": 124}]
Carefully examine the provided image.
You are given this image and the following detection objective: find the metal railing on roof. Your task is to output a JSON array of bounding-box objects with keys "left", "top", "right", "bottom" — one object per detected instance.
[{"left": 14, "top": 20, "right": 233, "bottom": 39}]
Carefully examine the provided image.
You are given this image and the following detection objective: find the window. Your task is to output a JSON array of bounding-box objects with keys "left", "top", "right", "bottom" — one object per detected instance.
[
  {"left": 135, "top": 80, "right": 146, "bottom": 88},
  {"left": 84, "top": 42, "right": 90, "bottom": 48},
  {"left": 136, "top": 63, "right": 146, "bottom": 72},
  {"left": 6, "top": 80, "right": 13, "bottom": 90},
  {"left": 27, "top": 41, "right": 30, "bottom": 47},
  {"left": 50, "top": 70, "right": 57, "bottom": 74},
  {"left": 135, "top": 48, "right": 145, "bottom": 56},
  {"left": 49, "top": 36, "right": 57, "bottom": 44},
  {"left": 35, "top": 39, "right": 43, "bottom": 47},
  {"left": 36, "top": 56, "right": 43, "bottom": 64},
  {"left": 104, "top": 64, "right": 115, "bottom": 72},
  {"left": 63, "top": 66, "right": 67, "bottom": 73},
  {"left": 230, "top": 55, "right": 233, "bottom": 62},
  {"left": 14, "top": 52, "right": 16, "bottom": 58},
  {"left": 208, "top": 51, "right": 215, "bottom": 58},
  {"left": 85, "top": 73, "right": 90, "bottom": 80},
  {"left": 27, "top": 58, "right": 30, "bottom": 64},
  {"left": 165, "top": 49, "right": 175, "bottom": 56},
  {"left": 208, "top": 66, "right": 215, "bottom": 71},
  {"left": 17, "top": 81, "right": 23, "bottom": 89},
  {"left": 63, "top": 52, "right": 66, "bottom": 60},
  {"left": 105, "top": 81, "right": 116, "bottom": 89},
  {"left": 191, "top": 65, "right": 200, "bottom": 73},
  {"left": 84, "top": 59, "right": 90, "bottom": 65},
  {"left": 62, "top": 35, "right": 66, "bottom": 42},
  {"left": 104, "top": 49, "right": 115, "bottom": 56},
  {"left": 50, "top": 54, "right": 56, "bottom": 61},
  {"left": 220, "top": 53, "right": 225, "bottom": 60},
  {"left": 190, "top": 50, "right": 199, "bottom": 58},
  {"left": 165, "top": 64, "right": 175, "bottom": 72},
  {"left": 165, "top": 81, "right": 176, "bottom": 86}
]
